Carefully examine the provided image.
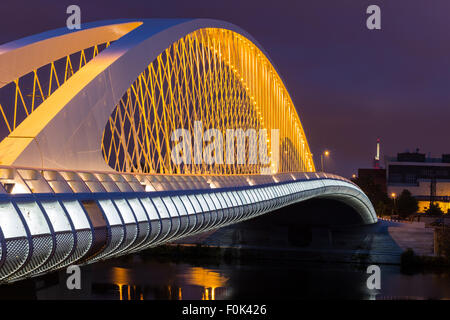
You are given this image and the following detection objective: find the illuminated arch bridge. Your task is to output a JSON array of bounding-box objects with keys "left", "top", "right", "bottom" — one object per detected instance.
[{"left": 0, "top": 19, "right": 376, "bottom": 283}]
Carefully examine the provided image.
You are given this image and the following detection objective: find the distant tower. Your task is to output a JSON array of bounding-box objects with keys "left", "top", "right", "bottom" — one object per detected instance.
[{"left": 373, "top": 138, "right": 381, "bottom": 169}]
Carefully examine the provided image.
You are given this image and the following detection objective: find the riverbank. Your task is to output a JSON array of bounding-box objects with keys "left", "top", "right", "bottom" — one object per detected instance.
[
  {"left": 160, "top": 220, "right": 442, "bottom": 267},
  {"left": 401, "top": 249, "right": 450, "bottom": 272}
]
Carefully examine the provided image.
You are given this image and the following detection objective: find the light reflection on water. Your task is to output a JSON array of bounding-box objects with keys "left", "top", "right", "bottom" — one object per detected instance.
[
  {"left": 2, "top": 256, "right": 450, "bottom": 300},
  {"left": 81, "top": 260, "right": 450, "bottom": 300},
  {"left": 178, "top": 267, "right": 229, "bottom": 300},
  {"left": 111, "top": 267, "right": 144, "bottom": 300},
  {"left": 105, "top": 263, "right": 230, "bottom": 300}
]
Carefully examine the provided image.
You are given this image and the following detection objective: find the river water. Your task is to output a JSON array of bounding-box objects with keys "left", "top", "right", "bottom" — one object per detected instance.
[
  {"left": 1, "top": 216, "right": 449, "bottom": 300},
  {"left": 2, "top": 254, "right": 449, "bottom": 300}
]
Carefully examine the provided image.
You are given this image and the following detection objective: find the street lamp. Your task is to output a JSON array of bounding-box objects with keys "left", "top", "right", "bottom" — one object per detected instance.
[
  {"left": 321, "top": 150, "right": 330, "bottom": 172},
  {"left": 391, "top": 192, "right": 397, "bottom": 215}
]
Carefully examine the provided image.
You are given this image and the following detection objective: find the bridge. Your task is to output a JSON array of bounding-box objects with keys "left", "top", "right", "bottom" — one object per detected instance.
[{"left": 0, "top": 19, "right": 376, "bottom": 284}]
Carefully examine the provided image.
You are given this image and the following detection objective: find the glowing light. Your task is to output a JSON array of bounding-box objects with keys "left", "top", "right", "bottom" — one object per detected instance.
[
  {"left": 182, "top": 266, "right": 228, "bottom": 300},
  {"left": 11, "top": 183, "right": 29, "bottom": 194},
  {"left": 207, "top": 179, "right": 218, "bottom": 189}
]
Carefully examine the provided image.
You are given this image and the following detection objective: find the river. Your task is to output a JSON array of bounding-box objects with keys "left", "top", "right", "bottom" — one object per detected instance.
[{"left": 1, "top": 253, "right": 449, "bottom": 300}]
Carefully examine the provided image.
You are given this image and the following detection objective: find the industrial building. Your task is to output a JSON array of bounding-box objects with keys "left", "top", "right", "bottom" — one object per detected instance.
[{"left": 386, "top": 152, "right": 450, "bottom": 213}]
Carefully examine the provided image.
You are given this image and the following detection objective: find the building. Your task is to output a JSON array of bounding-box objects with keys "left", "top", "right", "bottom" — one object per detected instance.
[
  {"left": 357, "top": 168, "right": 387, "bottom": 193},
  {"left": 386, "top": 151, "right": 450, "bottom": 213},
  {"left": 355, "top": 138, "right": 386, "bottom": 193}
]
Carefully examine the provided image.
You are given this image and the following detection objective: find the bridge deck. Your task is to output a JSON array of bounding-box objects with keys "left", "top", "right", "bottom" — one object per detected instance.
[{"left": 0, "top": 165, "right": 376, "bottom": 284}]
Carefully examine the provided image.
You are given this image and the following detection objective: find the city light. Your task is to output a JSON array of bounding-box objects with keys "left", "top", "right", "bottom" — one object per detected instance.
[{"left": 321, "top": 150, "right": 330, "bottom": 172}]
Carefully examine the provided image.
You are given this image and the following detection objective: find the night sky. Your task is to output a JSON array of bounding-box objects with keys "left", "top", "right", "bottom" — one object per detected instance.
[{"left": 0, "top": 0, "right": 449, "bottom": 177}]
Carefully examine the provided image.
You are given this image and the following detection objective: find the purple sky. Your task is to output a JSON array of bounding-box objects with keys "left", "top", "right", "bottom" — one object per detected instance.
[{"left": 1, "top": 0, "right": 449, "bottom": 177}]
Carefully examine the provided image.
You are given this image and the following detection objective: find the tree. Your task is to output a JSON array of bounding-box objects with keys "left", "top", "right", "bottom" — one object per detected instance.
[
  {"left": 397, "top": 189, "right": 418, "bottom": 218},
  {"left": 425, "top": 202, "right": 444, "bottom": 216},
  {"left": 351, "top": 175, "right": 393, "bottom": 216}
]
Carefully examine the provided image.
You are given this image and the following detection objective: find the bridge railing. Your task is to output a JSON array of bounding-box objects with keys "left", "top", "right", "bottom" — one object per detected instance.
[{"left": 0, "top": 164, "right": 354, "bottom": 196}]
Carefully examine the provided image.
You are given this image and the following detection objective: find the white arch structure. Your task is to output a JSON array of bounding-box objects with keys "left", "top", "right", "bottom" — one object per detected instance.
[
  {"left": 0, "top": 18, "right": 315, "bottom": 172},
  {"left": 0, "top": 19, "right": 377, "bottom": 284}
]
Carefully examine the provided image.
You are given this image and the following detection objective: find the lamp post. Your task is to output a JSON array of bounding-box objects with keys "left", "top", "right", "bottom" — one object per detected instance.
[
  {"left": 321, "top": 150, "right": 330, "bottom": 172},
  {"left": 391, "top": 192, "right": 397, "bottom": 215}
]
